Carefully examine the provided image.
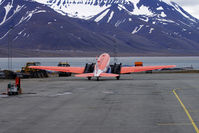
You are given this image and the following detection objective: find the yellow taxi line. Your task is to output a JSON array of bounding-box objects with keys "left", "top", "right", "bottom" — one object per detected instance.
[{"left": 173, "top": 89, "right": 199, "bottom": 133}]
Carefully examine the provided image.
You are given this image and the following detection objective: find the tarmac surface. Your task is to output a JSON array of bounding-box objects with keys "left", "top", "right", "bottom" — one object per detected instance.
[{"left": 0, "top": 73, "right": 199, "bottom": 133}]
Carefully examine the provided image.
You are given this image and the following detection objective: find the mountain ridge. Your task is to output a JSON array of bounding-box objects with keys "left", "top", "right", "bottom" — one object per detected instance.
[{"left": 0, "top": 0, "right": 198, "bottom": 56}]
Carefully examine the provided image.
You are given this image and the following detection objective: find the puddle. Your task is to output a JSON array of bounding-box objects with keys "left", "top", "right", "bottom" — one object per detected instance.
[
  {"left": 102, "top": 91, "right": 114, "bottom": 94},
  {"left": 50, "top": 92, "right": 72, "bottom": 97}
]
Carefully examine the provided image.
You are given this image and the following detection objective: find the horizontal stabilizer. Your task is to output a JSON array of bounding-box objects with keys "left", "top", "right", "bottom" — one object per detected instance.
[
  {"left": 75, "top": 73, "right": 94, "bottom": 77},
  {"left": 100, "top": 73, "right": 119, "bottom": 77}
]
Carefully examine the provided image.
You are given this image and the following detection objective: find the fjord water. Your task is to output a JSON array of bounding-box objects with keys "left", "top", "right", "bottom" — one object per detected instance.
[{"left": 0, "top": 56, "right": 199, "bottom": 71}]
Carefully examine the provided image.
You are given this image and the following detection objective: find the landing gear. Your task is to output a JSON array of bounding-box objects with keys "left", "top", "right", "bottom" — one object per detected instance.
[
  {"left": 97, "top": 77, "right": 99, "bottom": 81},
  {"left": 84, "top": 63, "right": 95, "bottom": 73},
  {"left": 110, "top": 63, "right": 122, "bottom": 80},
  {"left": 88, "top": 77, "right": 91, "bottom": 80},
  {"left": 116, "top": 76, "right": 120, "bottom": 80}
]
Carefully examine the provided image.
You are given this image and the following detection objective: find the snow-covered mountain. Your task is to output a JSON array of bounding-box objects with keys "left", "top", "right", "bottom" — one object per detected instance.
[
  {"left": 33, "top": 0, "right": 198, "bottom": 23},
  {"left": 0, "top": 0, "right": 199, "bottom": 56},
  {"left": 33, "top": 0, "right": 199, "bottom": 38},
  {"left": 0, "top": 0, "right": 139, "bottom": 53}
]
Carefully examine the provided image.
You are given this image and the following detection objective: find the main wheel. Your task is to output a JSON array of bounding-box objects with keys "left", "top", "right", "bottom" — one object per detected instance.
[
  {"left": 88, "top": 77, "right": 91, "bottom": 80},
  {"left": 97, "top": 77, "right": 99, "bottom": 81},
  {"left": 116, "top": 76, "right": 120, "bottom": 80}
]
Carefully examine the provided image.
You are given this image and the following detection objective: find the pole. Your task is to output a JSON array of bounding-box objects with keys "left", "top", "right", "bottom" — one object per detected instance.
[
  {"left": 7, "top": 27, "right": 14, "bottom": 71},
  {"left": 8, "top": 31, "right": 10, "bottom": 70}
]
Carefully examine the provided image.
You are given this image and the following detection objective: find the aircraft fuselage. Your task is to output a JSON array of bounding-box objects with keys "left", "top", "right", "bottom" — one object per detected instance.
[{"left": 94, "top": 53, "right": 110, "bottom": 77}]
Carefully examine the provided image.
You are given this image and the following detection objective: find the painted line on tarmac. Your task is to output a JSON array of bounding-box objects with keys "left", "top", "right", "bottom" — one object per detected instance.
[{"left": 173, "top": 88, "right": 199, "bottom": 133}]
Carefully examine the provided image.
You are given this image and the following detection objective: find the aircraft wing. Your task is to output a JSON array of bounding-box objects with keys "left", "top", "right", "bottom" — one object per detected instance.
[
  {"left": 29, "top": 66, "right": 85, "bottom": 74},
  {"left": 120, "top": 65, "right": 176, "bottom": 74}
]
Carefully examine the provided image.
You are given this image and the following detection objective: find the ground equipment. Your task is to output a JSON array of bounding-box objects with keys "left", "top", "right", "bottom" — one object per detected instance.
[
  {"left": 21, "top": 62, "right": 48, "bottom": 78},
  {"left": 57, "top": 62, "right": 71, "bottom": 77},
  {"left": 135, "top": 62, "right": 143, "bottom": 67},
  {"left": 7, "top": 77, "right": 22, "bottom": 96}
]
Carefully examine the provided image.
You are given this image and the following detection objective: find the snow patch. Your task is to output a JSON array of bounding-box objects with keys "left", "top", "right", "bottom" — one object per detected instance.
[
  {"left": 107, "top": 11, "right": 114, "bottom": 23},
  {"left": 0, "top": 31, "right": 9, "bottom": 39},
  {"left": 23, "top": 33, "right": 26, "bottom": 37},
  {"left": 18, "top": 29, "right": 25, "bottom": 35},
  {"left": 133, "top": 5, "right": 153, "bottom": 16},
  {"left": 157, "top": 6, "right": 163, "bottom": 10},
  {"left": 33, "top": 0, "right": 48, "bottom": 4},
  {"left": 16, "top": 9, "right": 46, "bottom": 27},
  {"left": 95, "top": 9, "right": 110, "bottom": 22},
  {"left": 0, "top": 2, "right": 24, "bottom": 26},
  {"left": 160, "top": 12, "right": 166, "bottom": 17},
  {"left": 156, "top": 18, "right": 175, "bottom": 23},
  {"left": 44, "top": 1, "right": 111, "bottom": 20},
  {"left": 114, "top": 19, "right": 125, "bottom": 27},
  {"left": 139, "top": 17, "right": 149, "bottom": 22},
  {"left": 0, "top": 2, "right": 13, "bottom": 26},
  {"left": 0, "top": 0, "right": 5, "bottom": 4},
  {"left": 182, "top": 28, "right": 187, "bottom": 31},
  {"left": 13, "top": 36, "right": 18, "bottom": 41},
  {"left": 149, "top": 28, "right": 154, "bottom": 34},
  {"left": 34, "top": 10, "right": 46, "bottom": 13},
  {"left": 115, "top": 20, "right": 122, "bottom": 27},
  {"left": 173, "top": 32, "right": 178, "bottom": 35},
  {"left": 132, "top": 25, "right": 144, "bottom": 34},
  {"left": 129, "top": 18, "right": 132, "bottom": 21},
  {"left": 118, "top": 6, "right": 122, "bottom": 11}
]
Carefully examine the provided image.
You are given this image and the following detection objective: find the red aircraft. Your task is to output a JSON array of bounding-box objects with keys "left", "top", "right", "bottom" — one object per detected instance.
[{"left": 29, "top": 53, "right": 176, "bottom": 80}]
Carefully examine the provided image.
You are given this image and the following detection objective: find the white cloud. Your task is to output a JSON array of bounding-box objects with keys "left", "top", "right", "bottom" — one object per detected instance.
[{"left": 163, "top": 0, "right": 199, "bottom": 19}]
